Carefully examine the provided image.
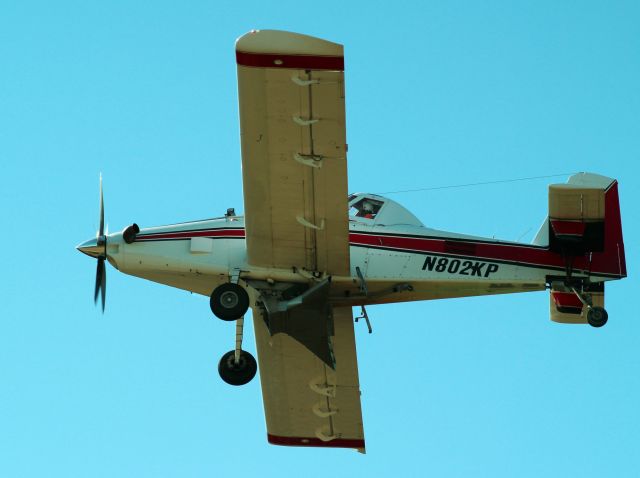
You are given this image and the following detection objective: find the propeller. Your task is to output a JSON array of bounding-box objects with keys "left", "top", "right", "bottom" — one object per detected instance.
[
  {"left": 77, "top": 175, "right": 107, "bottom": 312},
  {"left": 94, "top": 175, "right": 107, "bottom": 311}
]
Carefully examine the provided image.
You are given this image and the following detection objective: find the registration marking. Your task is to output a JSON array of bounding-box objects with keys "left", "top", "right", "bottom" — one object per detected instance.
[{"left": 422, "top": 255, "right": 499, "bottom": 277}]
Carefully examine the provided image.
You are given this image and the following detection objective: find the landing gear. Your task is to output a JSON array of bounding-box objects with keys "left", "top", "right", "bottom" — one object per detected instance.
[
  {"left": 556, "top": 249, "right": 609, "bottom": 328},
  {"left": 568, "top": 286, "right": 608, "bottom": 328},
  {"left": 210, "top": 283, "right": 249, "bottom": 321},
  {"left": 218, "top": 349, "right": 257, "bottom": 386},
  {"left": 213, "top": 284, "right": 256, "bottom": 386},
  {"left": 587, "top": 306, "right": 608, "bottom": 328}
]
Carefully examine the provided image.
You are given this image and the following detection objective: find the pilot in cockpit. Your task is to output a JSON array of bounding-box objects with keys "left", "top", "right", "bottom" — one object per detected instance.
[
  {"left": 360, "top": 201, "right": 376, "bottom": 219},
  {"left": 351, "top": 198, "right": 383, "bottom": 220}
]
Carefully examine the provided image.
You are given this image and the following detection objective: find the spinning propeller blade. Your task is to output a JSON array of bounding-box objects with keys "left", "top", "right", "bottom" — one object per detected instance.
[
  {"left": 78, "top": 174, "right": 108, "bottom": 313},
  {"left": 98, "top": 173, "right": 104, "bottom": 238},
  {"left": 94, "top": 257, "right": 106, "bottom": 312}
]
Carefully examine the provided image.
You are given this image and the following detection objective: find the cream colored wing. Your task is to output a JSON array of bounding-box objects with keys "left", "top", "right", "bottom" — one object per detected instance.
[
  {"left": 252, "top": 305, "right": 365, "bottom": 452},
  {"left": 236, "top": 30, "right": 349, "bottom": 276}
]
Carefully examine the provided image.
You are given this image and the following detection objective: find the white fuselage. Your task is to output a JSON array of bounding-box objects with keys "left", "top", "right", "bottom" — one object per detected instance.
[{"left": 103, "top": 213, "right": 613, "bottom": 308}]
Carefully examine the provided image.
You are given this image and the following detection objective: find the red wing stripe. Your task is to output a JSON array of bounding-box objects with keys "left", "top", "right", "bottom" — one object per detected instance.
[
  {"left": 236, "top": 50, "right": 344, "bottom": 70},
  {"left": 267, "top": 434, "right": 364, "bottom": 449}
]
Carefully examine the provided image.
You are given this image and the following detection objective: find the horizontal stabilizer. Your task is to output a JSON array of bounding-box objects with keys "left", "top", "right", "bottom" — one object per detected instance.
[
  {"left": 548, "top": 173, "right": 610, "bottom": 254},
  {"left": 549, "top": 282, "right": 604, "bottom": 324}
]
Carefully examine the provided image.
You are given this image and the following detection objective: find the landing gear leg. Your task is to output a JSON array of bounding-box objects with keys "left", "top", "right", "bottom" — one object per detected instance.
[
  {"left": 217, "top": 316, "right": 257, "bottom": 385},
  {"left": 234, "top": 317, "right": 244, "bottom": 364}
]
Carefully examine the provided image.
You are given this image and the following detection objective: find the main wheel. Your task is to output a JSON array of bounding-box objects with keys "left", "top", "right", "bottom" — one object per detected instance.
[
  {"left": 587, "top": 306, "right": 608, "bottom": 328},
  {"left": 210, "top": 283, "right": 249, "bottom": 321},
  {"left": 218, "top": 350, "right": 257, "bottom": 386}
]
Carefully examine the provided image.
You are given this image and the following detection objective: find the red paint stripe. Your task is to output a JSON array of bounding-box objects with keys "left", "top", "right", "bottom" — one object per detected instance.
[
  {"left": 349, "top": 232, "right": 569, "bottom": 270},
  {"left": 136, "top": 229, "right": 245, "bottom": 241},
  {"left": 550, "top": 220, "right": 587, "bottom": 236},
  {"left": 236, "top": 50, "right": 344, "bottom": 70},
  {"left": 131, "top": 216, "right": 624, "bottom": 277},
  {"left": 267, "top": 434, "right": 365, "bottom": 449},
  {"left": 551, "top": 291, "right": 584, "bottom": 309},
  {"left": 590, "top": 181, "right": 626, "bottom": 277}
]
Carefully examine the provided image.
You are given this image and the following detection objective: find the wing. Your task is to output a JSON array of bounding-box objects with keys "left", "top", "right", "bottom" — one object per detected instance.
[
  {"left": 236, "top": 30, "right": 349, "bottom": 276},
  {"left": 252, "top": 305, "right": 366, "bottom": 452}
]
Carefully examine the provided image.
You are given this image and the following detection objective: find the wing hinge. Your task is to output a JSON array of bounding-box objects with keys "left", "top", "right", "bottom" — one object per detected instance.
[
  {"left": 291, "top": 75, "right": 319, "bottom": 86},
  {"left": 292, "top": 115, "right": 319, "bottom": 126},
  {"left": 309, "top": 378, "right": 336, "bottom": 398},
  {"left": 315, "top": 426, "right": 338, "bottom": 442},
  {"left": 293, "top": 152, "right": 323, "bottom": 168},
  {"left": 312, "top": 402, "right": 338, "bottom": 418},
  {"left": 296, "top": 215, "right": 325, "bottom": 230}
]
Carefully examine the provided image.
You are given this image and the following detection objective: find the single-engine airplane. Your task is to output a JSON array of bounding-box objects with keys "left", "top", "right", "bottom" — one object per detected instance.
[{"left": 77, "top": 30, "right": 627, "bottom": 453}]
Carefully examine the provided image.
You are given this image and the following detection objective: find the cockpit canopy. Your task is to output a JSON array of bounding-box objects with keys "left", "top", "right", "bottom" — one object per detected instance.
[{"left": 348, "top": 193, "right": 424, "bottom": 227}]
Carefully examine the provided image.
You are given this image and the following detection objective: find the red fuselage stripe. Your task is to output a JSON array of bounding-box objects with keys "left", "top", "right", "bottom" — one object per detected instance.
[
  {"left": 133, "top": 228, "right": 621, "bottom": 277},
  {"left": 349, "top": 232, "right": 567, "bottom": 270},
  {"left": 136, "top": 229, "right": 245, "bottom": 241},
  {"left": 236, "top": 50, "right": 344, "bottom": 70}
]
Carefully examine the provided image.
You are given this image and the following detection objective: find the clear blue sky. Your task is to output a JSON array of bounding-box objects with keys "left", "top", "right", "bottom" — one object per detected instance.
[{"left": 2, "top": 1, "right": 639, "bottom": 476}]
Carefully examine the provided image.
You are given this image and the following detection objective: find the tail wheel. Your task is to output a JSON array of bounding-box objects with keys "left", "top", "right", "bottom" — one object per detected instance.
[
  {"left": 587, "top": 306, "right": 608, "bottom": 328},
  {"left": 218, "top": 350, "right": 257, "bottom": 386},
  {"left": 210, "top": 283, "right": 249, "bottom": 321}
]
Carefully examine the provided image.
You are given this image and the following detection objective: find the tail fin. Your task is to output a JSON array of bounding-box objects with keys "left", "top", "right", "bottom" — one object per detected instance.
[
  {"left": 545, "top": 172, "right": 626, "bottom": 278},
  {"left": 589, "top": 175, "right": 626, "bottom": 278},
  {"left": 544, "top": 173, "right": 625, "bottom": 324},
  {"left": 531, "top": 217, "right": 549, "bottom": 247}
]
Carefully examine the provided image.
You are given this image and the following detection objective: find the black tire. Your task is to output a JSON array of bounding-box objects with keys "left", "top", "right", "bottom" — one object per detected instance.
[
  {"left": 218, "top": 350, "right": 257, "bottom": 386},
  {"left": 210, "top": 283, "right": 249, "bottom": 321},
  {"left": 587, "top": 306, "right": 608, "bottom": 328}
]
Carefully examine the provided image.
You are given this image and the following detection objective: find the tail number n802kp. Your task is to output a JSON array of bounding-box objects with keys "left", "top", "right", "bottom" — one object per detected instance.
[{"left": 422, "top": 256, "right": 499, "bottom": 277}]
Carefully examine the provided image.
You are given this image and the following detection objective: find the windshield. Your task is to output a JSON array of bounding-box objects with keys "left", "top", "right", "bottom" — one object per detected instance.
[{"left": 349, "top": 198, "right": 384, "bottom": 219}]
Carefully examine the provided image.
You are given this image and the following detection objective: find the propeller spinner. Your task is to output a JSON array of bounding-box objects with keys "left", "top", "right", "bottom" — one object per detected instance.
[{"left": 77, "top": 175, "right": 107, "bottom": 311}]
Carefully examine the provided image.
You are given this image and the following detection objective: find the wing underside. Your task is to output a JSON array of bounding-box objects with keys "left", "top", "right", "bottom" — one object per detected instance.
[
  {"left": 252, "top": 305, "right": 365, "bottom": 451},
  {"left": 236, "top": 29, "right": 349, "bottom": 276},
  {"left": 236, "top": 30, "right": 363, "bottom": 450}
]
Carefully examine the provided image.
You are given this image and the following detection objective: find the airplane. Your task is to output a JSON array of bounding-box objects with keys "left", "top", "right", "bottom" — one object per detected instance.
[{"left": 77, "top": 30, "right": 627, "bottom": 453}]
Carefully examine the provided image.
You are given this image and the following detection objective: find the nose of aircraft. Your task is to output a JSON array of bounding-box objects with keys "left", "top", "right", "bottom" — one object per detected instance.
[{"left": 76, "top": 237, "right": 104, "bottom": 258}]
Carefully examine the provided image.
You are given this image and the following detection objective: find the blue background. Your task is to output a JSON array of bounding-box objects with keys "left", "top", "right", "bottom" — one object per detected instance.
[{"left": 1, "top": 1, "right": 638, "bottom": 476}]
